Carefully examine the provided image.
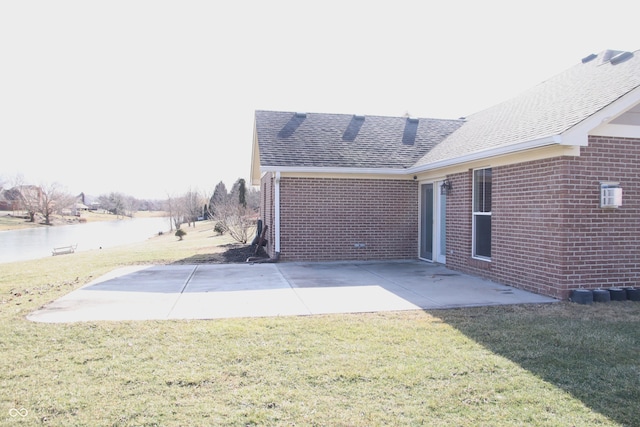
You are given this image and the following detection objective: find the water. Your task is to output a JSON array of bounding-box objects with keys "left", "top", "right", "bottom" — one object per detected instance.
[{"left": 0, "top": 216, "right": 171, "bottom": 264}]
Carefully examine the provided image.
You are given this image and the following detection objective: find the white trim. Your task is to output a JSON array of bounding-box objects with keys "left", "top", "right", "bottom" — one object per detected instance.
[
  {"left": 274, "top": 171, "right": 281, "bottom": 253},
  {"left": 590, "top": 123, "right": 640, "bottom": 138},
  {"left": 471, "top": 168, "right": 492, "bottom": 261},
  {"left": 260, "top": 136, "right": 562, "bottom": 178},
  {"left": 417, "top": 178, "right": 448, "bottom": 264},
  {"left": 435, "top": 182, "right": 447, "bottom": 264},
  {"left": 565, "top": 86, "right": 640, "bottom": 143},
  {"left": 408, "top": 135, "right": 562, "bottom": 174},
  {"left": 261, "top": 165, "right": 408, "bottom": 176}
]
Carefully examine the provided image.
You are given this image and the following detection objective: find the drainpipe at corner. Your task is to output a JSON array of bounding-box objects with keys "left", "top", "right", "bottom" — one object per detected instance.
[{"left": 274, "top": 171, "right": 281, "bottom": 256}]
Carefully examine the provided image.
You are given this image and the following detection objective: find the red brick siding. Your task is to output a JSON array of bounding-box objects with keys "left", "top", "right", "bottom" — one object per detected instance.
[
  {"left": 278, "top": 178, "right": 418, "bottom": 261},
  {"left": 447, "top": 136, "right": 640, "bottom": 299},
  {"left": 444, "top": 172, "right": 474, "bottom": 272},
  {"left": 557, "top": 136, "right": 640, "bottom": 295}
]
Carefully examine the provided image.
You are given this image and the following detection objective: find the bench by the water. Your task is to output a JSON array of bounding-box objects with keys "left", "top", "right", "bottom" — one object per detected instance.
[{"left": 52, "top": 244, "right": 77, "bottom": 256}]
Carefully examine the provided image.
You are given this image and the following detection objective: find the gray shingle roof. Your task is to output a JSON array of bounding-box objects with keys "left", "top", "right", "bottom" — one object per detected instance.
[
  {"left": 414, "top": 49, "right": 640, "bottom": 167},
  {"left": 255, "top": 111, "right": 464, "bottom": 169},
  {"left": 255, "top": 49, "right": 640, "bottom": 172}
]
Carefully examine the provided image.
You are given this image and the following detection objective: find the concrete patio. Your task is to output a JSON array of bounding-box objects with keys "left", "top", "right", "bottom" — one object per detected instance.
[{"left": 27, "top": 260, "right": 557, "bottom": 323}]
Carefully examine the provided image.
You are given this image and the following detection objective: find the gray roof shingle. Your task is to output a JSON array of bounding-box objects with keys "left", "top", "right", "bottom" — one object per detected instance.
[
  {"left": 255, "top": 111, "right": 464, "bottom": 169},
  {"left": 414, "top": 49, "right": 640, "bottom": 167},
  {"left": 255, "top": 49, "right": 640, "bottom": 172}
]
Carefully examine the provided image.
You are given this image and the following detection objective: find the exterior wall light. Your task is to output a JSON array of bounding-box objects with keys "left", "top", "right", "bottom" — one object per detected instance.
[
  {"left": 600, "top": 181, "right": 622, "bottom": 208},
  {"left": 440, "top": 179, "right": 452, "bottom": 195}
]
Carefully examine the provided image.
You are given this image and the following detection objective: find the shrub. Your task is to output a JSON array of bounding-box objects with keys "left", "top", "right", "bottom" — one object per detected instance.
[
  {"left": 175, "top": 228, "right": 186, "bottom": 240},
  {"left": 213, "top": 221, "right": 226, "bottom": 236}
]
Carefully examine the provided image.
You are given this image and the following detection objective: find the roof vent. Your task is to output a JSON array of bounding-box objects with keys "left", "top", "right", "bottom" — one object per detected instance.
[
  {"left": 581, "top": 53, "right": 597, "bottom": 63},
  {"left": 610, "top": 51, "right": 633, "bottom": 65},
  {"left": 598, "top": 49, "right": 626, "bottom": 65},
  {"left": 342, "top": 115, "right": 365, "bottom": 141},
  {"left": 402, "top": 117, "right": 419, "bottom": 146},
  {"left": 278, "top": 112, "right": 307, "bottom": 138}
]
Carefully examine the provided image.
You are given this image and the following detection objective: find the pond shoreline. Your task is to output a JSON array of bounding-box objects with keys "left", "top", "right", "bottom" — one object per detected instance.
[
  {"left": 0, "top": 215, "right": 172, "bottom": 264},
  {"left": 0, "top": 210, "right": 167, "bottom": 232}
]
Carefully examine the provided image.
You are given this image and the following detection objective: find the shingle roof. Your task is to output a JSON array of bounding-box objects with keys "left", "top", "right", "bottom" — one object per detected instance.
[
  {"left": 414, "top": 49, "right": 640, "bottom": 167},
  {"left": 254, "top": 49, "right": 640, "bottom": 173},
  {"left": 255, "top": 111, "right": 464, "bottom": 169}
]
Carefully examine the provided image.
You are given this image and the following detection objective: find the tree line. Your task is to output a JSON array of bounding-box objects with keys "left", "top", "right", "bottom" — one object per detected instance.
[
  {"left": 1, "top": 176, "right": 260, "bottom": 240},
  {"left": 166, "top": 178, "right": 260, "bottom": 244}
]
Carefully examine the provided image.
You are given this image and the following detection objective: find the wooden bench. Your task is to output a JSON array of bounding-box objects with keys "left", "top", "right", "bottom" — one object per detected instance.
[{"left": 52, "top": 244, "right": 77, "bottom": 256}]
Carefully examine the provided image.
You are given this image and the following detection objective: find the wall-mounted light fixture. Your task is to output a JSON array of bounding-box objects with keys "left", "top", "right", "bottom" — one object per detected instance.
[
  {"left": 600, "top": 181, "right": 622, "bottom": 208},
  {"left": 440, "top": 179, "right": 452, "bottom": 195}
]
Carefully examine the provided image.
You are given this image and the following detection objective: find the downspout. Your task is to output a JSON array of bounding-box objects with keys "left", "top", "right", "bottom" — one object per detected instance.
[{"left": 274, "top": 171, "right": 281, "bottom": 256}]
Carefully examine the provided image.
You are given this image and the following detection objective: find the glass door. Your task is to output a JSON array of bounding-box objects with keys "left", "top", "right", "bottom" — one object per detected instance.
[
  {"left": 420, "top": 181, "right": 447, "bottom": 263},
  {"left": 420, "top": 183, "right": 433, "bottom": 260}
]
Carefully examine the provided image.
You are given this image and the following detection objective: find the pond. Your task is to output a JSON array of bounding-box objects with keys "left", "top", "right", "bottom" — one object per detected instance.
[{"left": 0, "top": 216, "right": 171, "bottom": 264}]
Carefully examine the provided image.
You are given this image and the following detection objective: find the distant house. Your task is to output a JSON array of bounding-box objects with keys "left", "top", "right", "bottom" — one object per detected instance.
[
  {"left": 0, "top": 185, "right": 41, "bottom": 212},
  {"left": 0, "top": 188, "right": 19, "bottom": 211},
  {"left": 251, "top": 49, "right": 640, "bottom": 299}
]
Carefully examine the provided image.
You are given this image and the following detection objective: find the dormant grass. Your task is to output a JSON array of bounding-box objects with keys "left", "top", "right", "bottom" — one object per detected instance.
[{"left": 1, "top": 220, "right": 638, "bottom": 426}]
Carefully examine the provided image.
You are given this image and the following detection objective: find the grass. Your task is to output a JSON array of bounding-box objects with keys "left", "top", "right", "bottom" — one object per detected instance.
[{"left": 1, "top": 220, "right": 639, "bottom": 426}]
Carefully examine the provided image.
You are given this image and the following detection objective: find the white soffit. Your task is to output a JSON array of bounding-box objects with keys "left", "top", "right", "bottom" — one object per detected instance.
[{"left": 590, "top": 101, "right": 640, "bottom": 138}]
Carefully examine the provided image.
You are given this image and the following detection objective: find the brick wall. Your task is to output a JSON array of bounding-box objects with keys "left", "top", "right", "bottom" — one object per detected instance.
[
  {"left": 443, "top": 171, "right": 473, "bottom": 272},
  {"left": 277, "top": 177, "right": 418, "bottom": 261},
  {"left": 447, "top": 136, "right": 640, "bottom": 299}
]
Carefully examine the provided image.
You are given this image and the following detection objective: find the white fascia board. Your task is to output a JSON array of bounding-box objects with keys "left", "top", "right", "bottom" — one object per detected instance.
[
  {"left": 259, "top": 166, "right": 409, "bottom": 176},
  {"left": 406, "top": 135, "right": 562, "bottom": 174},
  {"left": 568, "top": 85, "right": 640, "bottom": 141}
]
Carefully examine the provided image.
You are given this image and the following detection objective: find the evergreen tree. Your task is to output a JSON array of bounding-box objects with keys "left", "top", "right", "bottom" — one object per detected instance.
[{"left": 209, "top": 181, "right": 228, "bottom": 218}]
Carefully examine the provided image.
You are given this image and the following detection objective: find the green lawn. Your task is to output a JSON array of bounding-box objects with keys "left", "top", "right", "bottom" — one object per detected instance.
[{"left": 1, "top": 221, "right": 638, "bottom": 426}]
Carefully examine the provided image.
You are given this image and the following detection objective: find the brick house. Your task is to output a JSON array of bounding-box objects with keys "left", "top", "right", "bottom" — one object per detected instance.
[{"left": 250, "top": 49, "right": 640, "bottom": 299}]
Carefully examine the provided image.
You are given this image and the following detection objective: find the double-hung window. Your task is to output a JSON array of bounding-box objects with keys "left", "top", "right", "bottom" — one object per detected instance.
[{"left": 473, "top": 168, "right": 492, "bottom": 259}]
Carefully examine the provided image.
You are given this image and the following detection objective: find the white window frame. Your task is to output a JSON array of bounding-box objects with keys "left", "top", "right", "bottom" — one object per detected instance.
[{"left": 472, "top": 167, "right": 492, "bottom": 261}]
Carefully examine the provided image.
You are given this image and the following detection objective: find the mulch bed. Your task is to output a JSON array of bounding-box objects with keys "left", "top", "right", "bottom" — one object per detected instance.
[{"left": 175, "top": 243, "right": 269, "bottom": 264}]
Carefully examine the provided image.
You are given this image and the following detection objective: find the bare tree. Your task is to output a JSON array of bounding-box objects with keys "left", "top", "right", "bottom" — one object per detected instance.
[
  {"left": 7, "top": 175, "right": 38, "bottom": 221},
  {"left": 209, "top": 178, "right": 255, "bottom": 244},
  {"left": 245, "top": 186, "right": 261, "bottom": 213},
  {"left": 98, "top": 192, "right": 139, "bottom": 218},
  {"left": 212, "top": 199, "right": 253, "bottom": 243},
  {"left": 16, "top": 185, "right": 42, "bottom": 222},
  {"left": 34, "top": 182, "right": 74, "bottom": 225},
  {"left": 182, "top": 188, "right": 203, "bottom": 228},
  {"left": 164, "top": 193, "right": 179, "bottom": 231}
]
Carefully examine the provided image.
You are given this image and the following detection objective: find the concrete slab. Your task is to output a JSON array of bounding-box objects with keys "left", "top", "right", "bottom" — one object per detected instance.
[{"left": 27, "top": 260, "right": 557, "bottom": 323}]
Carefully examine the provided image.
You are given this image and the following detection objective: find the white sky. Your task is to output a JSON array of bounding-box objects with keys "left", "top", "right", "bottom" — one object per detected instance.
[{"left": 0, "top": 0, "right": 636, "bottom": 199}]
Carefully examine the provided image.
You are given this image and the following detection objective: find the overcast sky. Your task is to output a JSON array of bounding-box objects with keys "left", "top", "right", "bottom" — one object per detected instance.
[{"left": 0, "top": 1, "right": 636, "bottom": 199}]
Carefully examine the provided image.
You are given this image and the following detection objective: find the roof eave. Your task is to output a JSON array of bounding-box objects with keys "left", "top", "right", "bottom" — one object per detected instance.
[
  {"left": 259, "top": 166, "right": 410, "bottom": 176},
  {"left": 408, "top": 135, "right": 563, "bottom": 174},
  {"left": 563, "top": 85, "right": 640, "bottom": 144}
]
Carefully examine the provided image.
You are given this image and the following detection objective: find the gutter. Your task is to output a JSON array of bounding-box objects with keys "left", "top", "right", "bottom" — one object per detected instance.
[
  {"left": 259, "top": 166, "right": 408, "bottom": 176},
  {"left": 406, "top": 135, "right": 563, "bottom": 174},
  {"left": 260, "top": 135, "right": 565, "bottom": 178}
]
